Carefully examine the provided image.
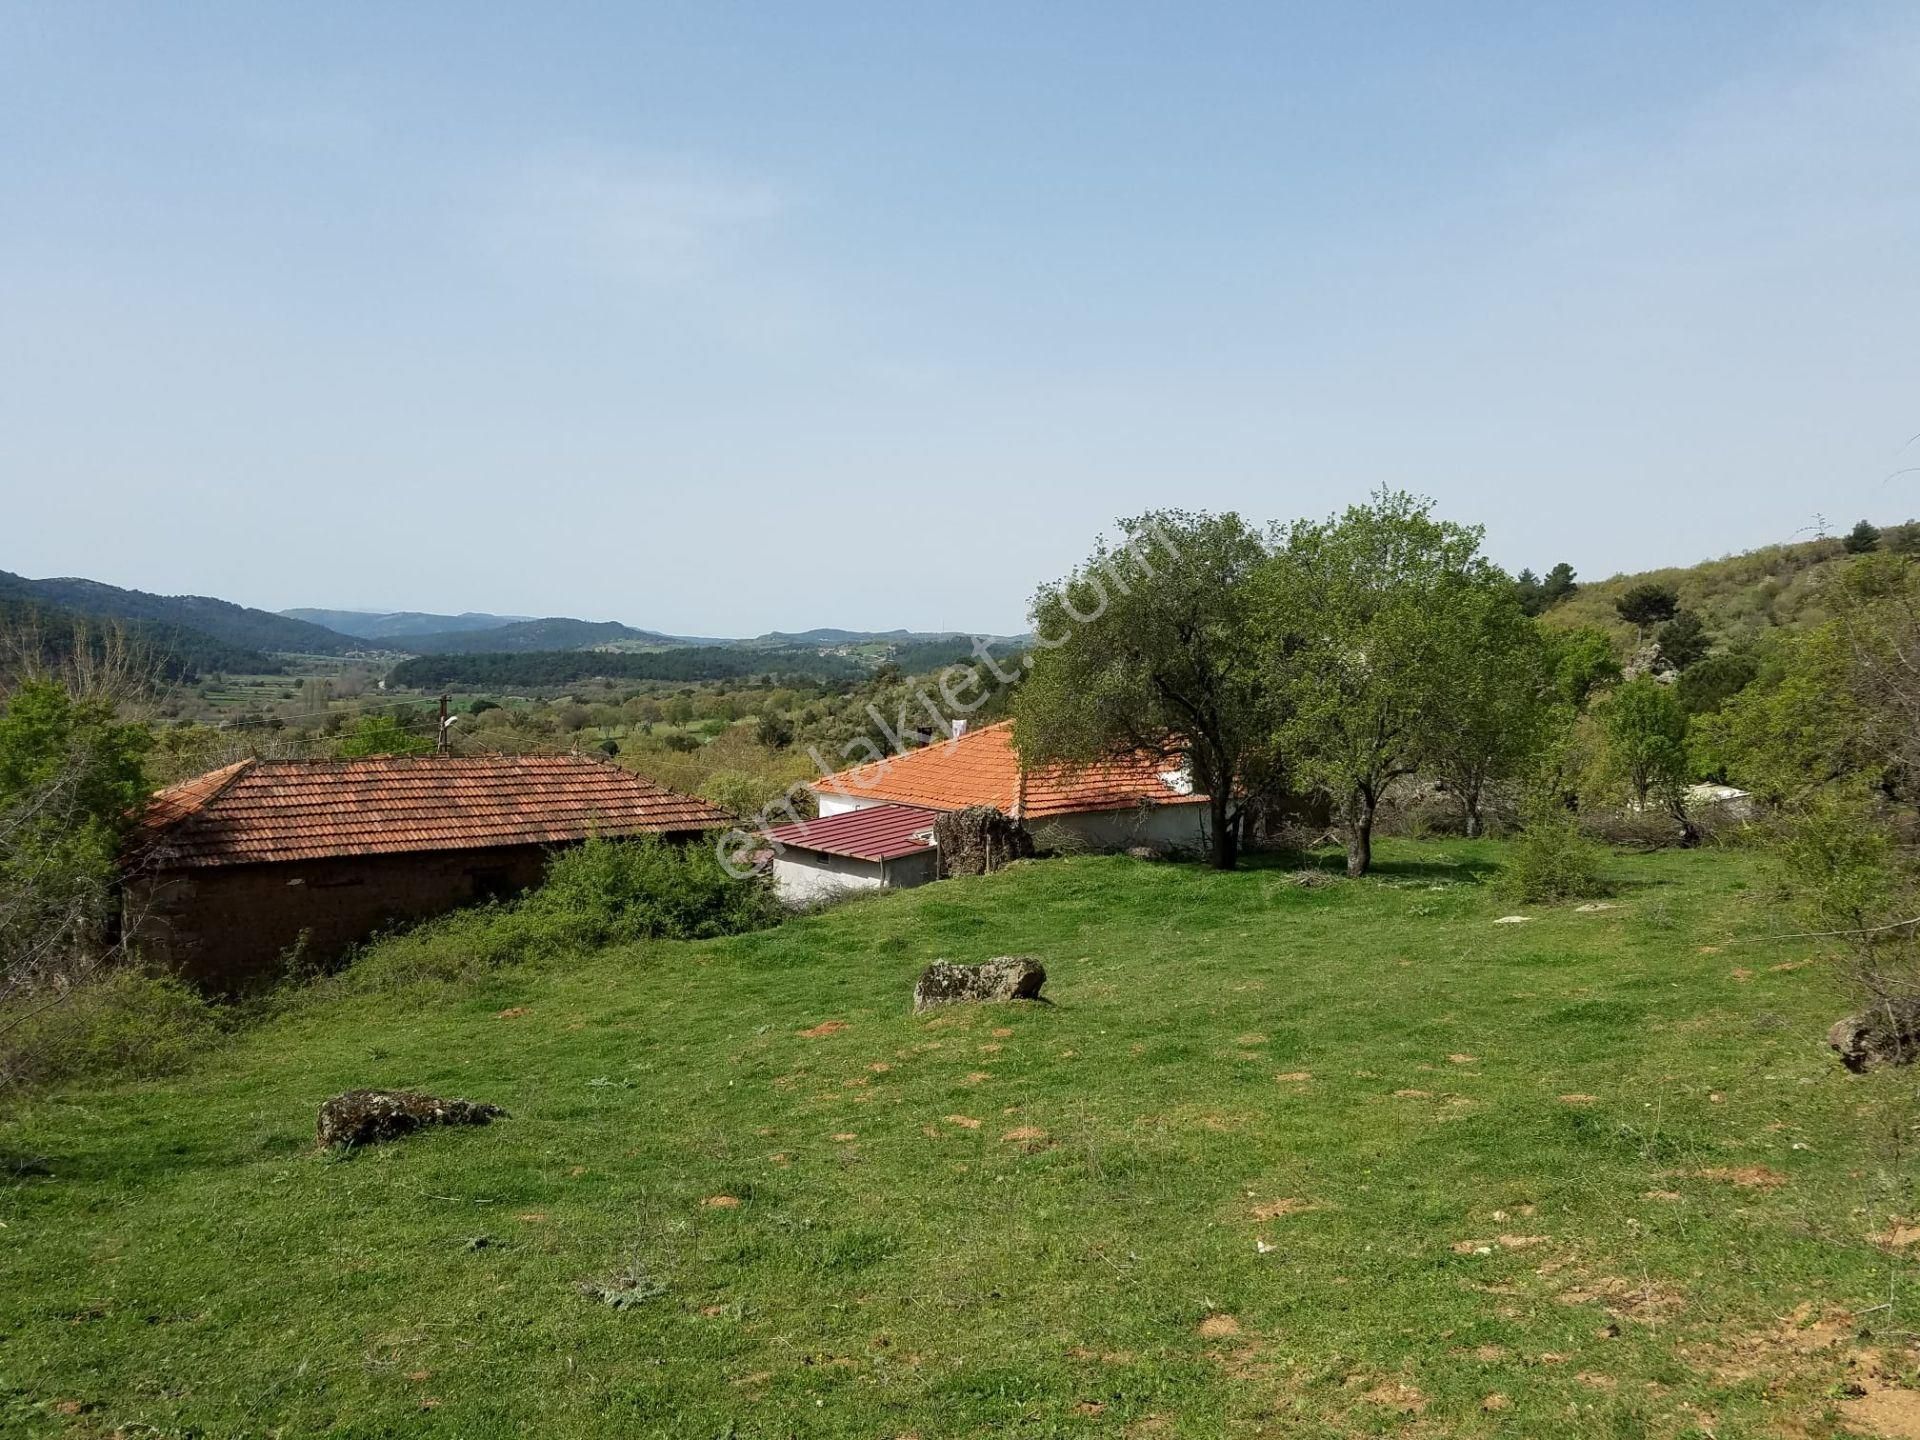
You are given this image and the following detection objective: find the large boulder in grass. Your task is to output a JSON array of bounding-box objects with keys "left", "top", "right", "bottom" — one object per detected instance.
[
  {"left": 1828, "top": 998, "right": 1920, "bottom": 1073},
  {"left": 317, "top": 1088, "right": 506, "bottom": 1149},
  {"left": 914, "top": 957, "right": 1047, "bottom": 1013}
]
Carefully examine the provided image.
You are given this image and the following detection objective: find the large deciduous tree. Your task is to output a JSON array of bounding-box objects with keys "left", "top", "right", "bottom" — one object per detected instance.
[
  {"left": 1256, "top": 490, "right": 1500, "bottom": 877},
  {"left": 1013, "top": 511, "right": 1280, "bottom": 870},
  {"left": 1420, "top": 587, "right": 1555, "bottom": 837},
  {"left": 1600, "top": 676, "right": 1691, "bottom": 816}
]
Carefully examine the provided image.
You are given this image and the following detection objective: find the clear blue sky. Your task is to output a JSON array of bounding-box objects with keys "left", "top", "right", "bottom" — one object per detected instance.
[{"left": 4, "top": 3, "right": 1917, "bottom": 635}]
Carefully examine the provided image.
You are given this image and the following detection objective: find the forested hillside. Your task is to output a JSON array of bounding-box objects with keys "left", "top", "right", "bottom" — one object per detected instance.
[
  {"left": 402, "top": 617, "right": 688, "bottom": 654},
  {"left": 0, "top": 571, "right": 358, "bottom": 655},
  {"left": 387, "top": 645, "right": 870, "bottom": 688},
  {"left": 0, "top": 596, "right": 273, "bottom": 679},
  {"left": 1544, "top": 523, "right": 1917, "bottom": 645}
]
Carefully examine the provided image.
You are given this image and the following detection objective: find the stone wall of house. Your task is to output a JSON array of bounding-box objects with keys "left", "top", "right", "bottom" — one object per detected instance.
[{"left": 123, "top": 843, "right": 556, "bottom": 992}]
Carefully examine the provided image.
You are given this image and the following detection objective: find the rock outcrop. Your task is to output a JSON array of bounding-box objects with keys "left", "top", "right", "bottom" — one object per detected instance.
[
  {"left": 914, "top": 957, "right": 1047, "bottom": 1013},
  {"left": 317, "top": 1088, "right": 506, "bottom": 1149},
  {"left": 1828, "top": 999, "right": 1920, "bottom": 1073}
]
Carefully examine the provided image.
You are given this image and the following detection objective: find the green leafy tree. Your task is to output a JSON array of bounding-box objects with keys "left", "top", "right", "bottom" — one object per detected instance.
[
  {"left": 1256, "top": 490, "right": 1497, "bottom": 876},
  {"left": 335, "top": 713, "right": 433, "bottom": 758},
  {"left": 1844, "top": 519, "right": 1882, "bottom": 555},
  {"left": 1600, "top": 677, "right": 1690, "bottom": 815},
  {"left": 1676, "top": 650, "right": 1759, "bottom": 718},
  {"left": 1690, "top": 629, "right": 1860, "bottom": 800},
  {"left": 0, "top": 680, "right": 152, "bottom": 992},
  {"left": 1545, "top": 627, "right": 1621, "bottom": 709},
  {"left": 1614, "top": 582, "right": 1679, "bottom": 637},
  {"left": 1655, "top": 609, "right": 1711, "bottom": 670},
  {"left": 1014, "top": 511, "right": 1281, "bottom": 869},
  {"left": 1421, "top": 590, "right": 1554, "bottom": 836}
]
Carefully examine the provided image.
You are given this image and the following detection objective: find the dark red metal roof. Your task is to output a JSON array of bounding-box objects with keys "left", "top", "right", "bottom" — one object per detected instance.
[{"left": 763, "top": 803, "right": 938, "bottom": 862}]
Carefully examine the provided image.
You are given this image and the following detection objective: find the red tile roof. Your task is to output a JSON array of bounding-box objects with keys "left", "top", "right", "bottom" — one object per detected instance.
[
  {"left": 809, "top": 721, "right": 1204, "bottom": 818},
  {"left": 131, "top": 754, "right": 734, "bottom": 869},
  {"left": 762, "top": 803, "right": 938, "bottom": 862}
]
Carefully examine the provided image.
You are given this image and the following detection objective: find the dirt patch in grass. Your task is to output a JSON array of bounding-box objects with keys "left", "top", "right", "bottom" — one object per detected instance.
[
  {"left": 1554, "top": 1273, "right": 1685, "bottom": 1323},
  {"left": 944, "top": 1115, "right": 981, "bottom": 1129},
  {"left": 1195, "top": 1314, "right": 1240, "bottom": 1338},
  {"left": 1275, "top": 1071, "right": 1312, "bottom": 1083},
  {"left": 798, "top": 1020, "right": 848, "bottom": 1038},
  {"left": 1251, "top": 1198, "right": 1318, "bottom": 1220},
  {"left": 1694, "top": 1165, "right": 1788, "bottom": 1190},
  {"left": 701, "top": 1195, "right": 741, "bottom": 1209},
  {"left": 1358, "top": 1379, "right": 1428, "bottom": 1415}
]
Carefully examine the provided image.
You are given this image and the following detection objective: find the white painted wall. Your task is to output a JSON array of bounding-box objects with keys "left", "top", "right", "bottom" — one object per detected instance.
[
  {"left": 772, "top": 850, "right": 885, "bottom": 903},
  {"left": 772, "top": 845, "right": 942, "bottom": 902},
  {"left": 814, "top": 791, "right": 890, "bottom": 817}
]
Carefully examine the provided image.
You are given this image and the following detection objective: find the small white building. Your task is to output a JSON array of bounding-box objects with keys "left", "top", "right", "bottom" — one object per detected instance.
[
  {"left": 809, "top": 720, "right": 1211, "bottom": 857},
  {"left": 762, "top": 803, "right": 941, "bottom": 904}
]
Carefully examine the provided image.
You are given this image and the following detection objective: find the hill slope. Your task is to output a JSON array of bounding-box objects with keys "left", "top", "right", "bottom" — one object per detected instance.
[
  {"left": 0, "top": 595, "right": 273, "bottom": 679},
  {"left": 1542, "top": 531, "right": 1913, "bottom": 646},
  {"left": 0, "top": 571, "right": 359, "bottom": 656},
  {"left": 402, "top": 617, "right": 688, "bottom": 654},
  {"left": 388, "top": 644, "right": 867, "bottom": 688},
  {"left": 282, "top": 608, "right": 533, "bottom": 641},
  {"left": 0, "top": 844, "right": 1893, "bottom": 1437}
]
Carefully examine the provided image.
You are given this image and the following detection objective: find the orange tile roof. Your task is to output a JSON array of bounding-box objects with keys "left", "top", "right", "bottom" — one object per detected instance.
[
  {"left": 131, "top": 754, "right": 734, "bottom": 869},
  {"left": 809, "top": 721, "right": 1204, "bottom": 818}
]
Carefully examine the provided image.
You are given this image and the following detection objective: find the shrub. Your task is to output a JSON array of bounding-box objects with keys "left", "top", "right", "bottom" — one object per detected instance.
[
  {"left": 1500, "top": 798, "right": 1610, "bottom": 902},
  {"left": 344, "top": 836, "right": 778, "bottom": 992},
  {"left": 0, "top": 969, "right": 223, "bottom": 1093},
  {"left": 528, "top": 836, "right": 777, "bottom": 942}
]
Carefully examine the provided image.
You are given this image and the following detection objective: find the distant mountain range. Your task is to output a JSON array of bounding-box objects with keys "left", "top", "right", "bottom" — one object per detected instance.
[
  {"left": 281, "top": 608, "right": 535, "bottom": 641},
  {"left": 281, "top": 608, "right": 1020, "bottom": 654},
  {"left": 0, "top": 564, "right": 1014, "bottom": 684}
]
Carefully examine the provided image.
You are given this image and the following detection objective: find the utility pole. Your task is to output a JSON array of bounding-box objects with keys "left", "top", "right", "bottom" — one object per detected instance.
[{"left": 436, "top": 694, "right": 452, "bottom": 757}]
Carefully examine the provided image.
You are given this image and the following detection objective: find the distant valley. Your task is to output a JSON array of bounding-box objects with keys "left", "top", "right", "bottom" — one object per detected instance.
[{"left": 0, "top": 566, "right": 1018, "bottom": 688}]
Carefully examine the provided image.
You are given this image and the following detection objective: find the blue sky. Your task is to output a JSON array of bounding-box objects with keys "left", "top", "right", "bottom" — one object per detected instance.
[{"left": 3, "top": 2, "right": 1917, "bottom": 635}]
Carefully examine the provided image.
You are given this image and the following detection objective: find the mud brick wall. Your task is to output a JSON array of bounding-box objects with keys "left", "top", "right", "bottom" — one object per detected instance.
[{"left": 123, "top": 843, "right": 554, "bottom": 992}]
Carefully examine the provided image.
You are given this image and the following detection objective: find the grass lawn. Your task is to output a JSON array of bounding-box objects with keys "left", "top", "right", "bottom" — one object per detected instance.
[{"left": 3, "top": 841, "right": 1918, "bottom": 1437}]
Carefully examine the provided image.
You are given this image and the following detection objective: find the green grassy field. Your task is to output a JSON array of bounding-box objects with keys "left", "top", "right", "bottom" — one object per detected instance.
[{"left": 3, "top": 843, "right": 1917, "bottom": 1437}]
